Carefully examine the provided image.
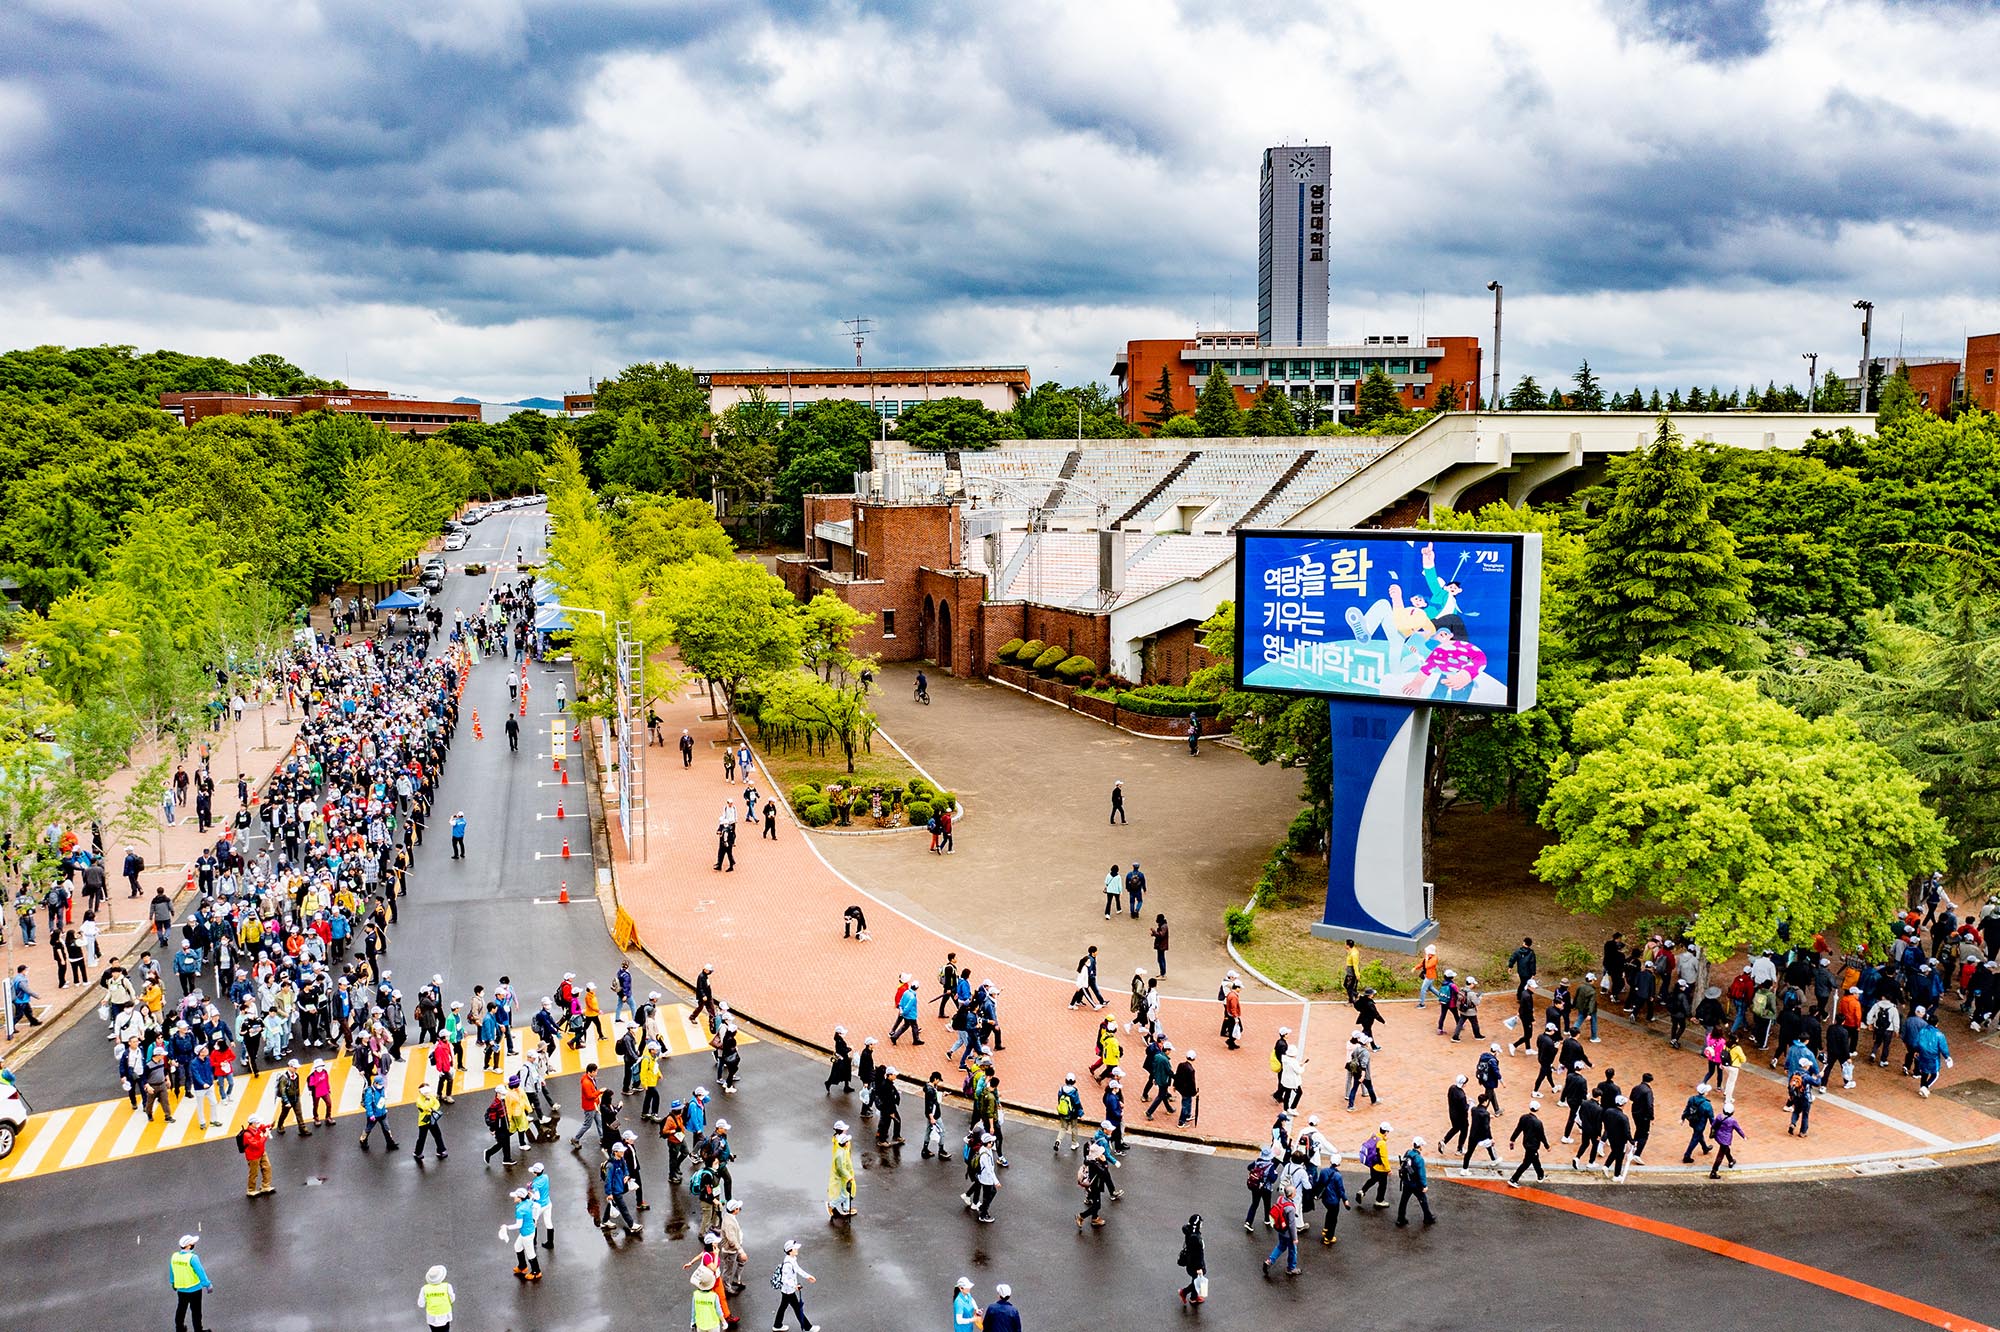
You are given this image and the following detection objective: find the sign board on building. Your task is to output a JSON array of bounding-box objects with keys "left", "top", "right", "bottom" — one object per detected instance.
[{"left": 1234, "top": 529, "right": 1541, "bottom": 713}]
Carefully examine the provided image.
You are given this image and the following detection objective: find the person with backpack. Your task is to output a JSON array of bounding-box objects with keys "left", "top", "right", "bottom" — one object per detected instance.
[
  {"left": 1054, "top": 1073, "right": 1084, "bottom": 1151},
  {"left": 483, "top": 1089, "right": 514, "bottom": 1165},
  {"left": 1241, "top": 1149, "right": 1277, "bottom": 1231},
  {"left": 1678, "top": 1082, "right": 1715, "bottom": 1164},
  {"left": 1263, "top": 1186, "right": 1301, "bottom": 1276},
  {"left": 237, "top": 1116, "right": 273, "bottom": 1196},
  {"left": 1344, "top": 1034, "right": 1377, "bottom": 1109},
  {"left": 1395, "top": 1137, "right": 1435, "bottom": 1227},
  {"left": 1507, "top": 1099, "right": 1548, "bottom": 1186},
  {"left": 1708, "top": 1107, "right": 1747, "bottom": 1178},
  {"left": 1078, "top": 1138, "right": 1116, "bottom": 1229},
  {"left": 1358, "top": 1122, "right": 1393, "bottom": 1207},
  {"left": 1452, "top": 976, "right": 1484, "bottom": 1041},
  {"left": 1865, "top": 993, "right": 1900, "bottom": 1067},
  {"left": 1475, "top": 1043, "right": 1503, "bottom": 1114}
]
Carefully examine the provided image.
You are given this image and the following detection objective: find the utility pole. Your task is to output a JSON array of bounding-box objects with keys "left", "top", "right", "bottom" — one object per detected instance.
[
  {"left": 1486, "top": 281, "right": 1503, "bottom": 409},
  {"left": 1802, "top": 352, "right": 1818, "bottom": 411},
  {"left": 1853, "top": 300, "right": 1874, "bottom": 412}
]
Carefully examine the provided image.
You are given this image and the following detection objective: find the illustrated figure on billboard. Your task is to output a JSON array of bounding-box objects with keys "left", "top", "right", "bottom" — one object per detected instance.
[{"left": 1401, "top": 614, "right": 1487, "bottom": 703}]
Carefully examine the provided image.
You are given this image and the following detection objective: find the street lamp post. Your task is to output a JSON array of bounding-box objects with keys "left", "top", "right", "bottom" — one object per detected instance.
[
  {"left": 1853, "top": 300, "right": 1874, "bottom": 412},
  {"left": 1803, "top": 352, "right": 1818, "bottom": 411},
  {"left": 1486, "top": 281, "right": 1503, "bottom": 409}
]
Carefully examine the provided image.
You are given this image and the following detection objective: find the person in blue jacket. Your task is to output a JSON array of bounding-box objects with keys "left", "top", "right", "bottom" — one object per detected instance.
[
  {"left": 1913, "top": 1022, "right": 1953, "bottom": 1097},
  {"left": 1315, "top": 1149, "right": 1351, "bottom": 1244},
  {"left": 981, "top": 1283, "right": 1023, "bottom": 1332},
  {"left": 359, "top": 1074, "right": 398, "bottom": 1150},
  {"left": 169, "top": 1234, "right": 214, "bottom": 1332},
  {"left": 1394, "top": 1137, "right": 1434, "bottom": 1227}
]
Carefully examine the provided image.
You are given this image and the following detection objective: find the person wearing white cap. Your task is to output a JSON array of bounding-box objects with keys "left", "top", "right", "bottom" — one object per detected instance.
[
  {"left": 169, "top": 1233, "right": 213, "bottom": 1332},
  {"left": 1602, "top": 1094, "right": 1634, "bottom": 1182},
  {"left": 1395, "top": 1136, "right": 1435, "bottom": 1226},
  {"left": 982, "top": 1283, "right": 1022, "bottom": 1331},
  {"left": 827, "top": 1122, "right": 856, "bottom": 1218},
  {"left": 1110, "top": 778, "right": 1126, "bottom": 825},
  {"left": 719, "top": 1198, "right": 748, "bottom": 1293},
  {"left": 1413, "top": 943, "right": 1441, "bottom": 1008},
  {"left": 449, "top": 810, "right": 466, "bottom": 858},
  {"left": 418, "top": 1264, "right": 455, "bottom": 1329},
  {"left": 772, "top": 1240, "right": 816, "bottom": 1330},
  {"left": 953, "top": 1276, "right": 979, "bottom": 1330},
  {"left": 1574, "top": 970, "right": 1601, "bottom": 1041}
]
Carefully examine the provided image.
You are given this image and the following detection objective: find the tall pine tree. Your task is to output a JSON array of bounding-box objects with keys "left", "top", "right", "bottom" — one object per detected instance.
[
  {"left": 1143, "top": 365, "right": 1177, "bottom": 430},
  {"left": 1570, "top": 359, "right": 1605, "bottom": 410},
  {"left": 1244, "top": 381, "right": 1300, "bottom": 436},
  {"left": 1193, "top": 365, "right": 1245, "bottom": 437},
  {"left": 1570, "top": 417, "right": 1758, "bottom": 675}
]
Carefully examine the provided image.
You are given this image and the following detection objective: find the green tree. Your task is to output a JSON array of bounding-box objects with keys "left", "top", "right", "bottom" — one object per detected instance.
[
  {"left": 892, "top": 397, "right": 1002, "bottom": 452},
  {"left": 1190, "top": 602, "right": 1329, "bottom": 850},
  {"left": 1545, "top": 386, "right": 1567, "bottom": 410},
  {"left": 1569, "top": 418, "right": 1758, "bottom": 674},
  {"left": 1536, "top": 661, "right": 1947, "bottom": 953},
  {"left": 614, "top": 494, "right": 735, "bottom": 569},
  {"left": 753, "top": 671, "right": 878, "bottom": 773},
  {"left": 1568, "top": 359, "right": 1603, "bottom": 410},
  {"left": 591, "top": 361, "right": 710, "bottom": 431},
  {"left": 1351, "top": 369, "right": 1404, "bottom": 427},
  {"left": 1502, "top": 376, "right": 1544, "bottom": 410},
  {"left": 666, "top": 559, "right": 806, "bottom": 716},
  {"left": 1157, "top": 413, "right": 1200, "bottom": 438},
  {"left": 800, "top": 592, "right": 874, "bottom": 683},
  {"left": 709, "top": 391, "right": 784, "bottom": 539},
  {"left": 1875, "top": 364, "right": 1921, "bottom": 432},
  {"left": 1422, "top": 502, "right": 1590, "bottom": 820},
  {"left": 1007, "top": 382, "right": 1134, "bottom": 440},
  {"left": 1193, "top": 366, "right": 1244, "bottom": 437},
  {"left": 1143, "top": 366, "right": 1177, "bottom": 430},
  {"left": 1243, "top": 382, "right": 1300, "bottom": 437}
]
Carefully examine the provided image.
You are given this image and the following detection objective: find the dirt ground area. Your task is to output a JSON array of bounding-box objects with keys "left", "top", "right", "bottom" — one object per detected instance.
[{"left": 1242, "top": 805, "right": 1661, "bottom": 996}]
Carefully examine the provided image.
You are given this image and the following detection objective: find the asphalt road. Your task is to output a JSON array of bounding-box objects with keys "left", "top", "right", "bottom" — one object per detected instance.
[{"left": 3, "top": 506, "right": 1994, "bottom": 1331}]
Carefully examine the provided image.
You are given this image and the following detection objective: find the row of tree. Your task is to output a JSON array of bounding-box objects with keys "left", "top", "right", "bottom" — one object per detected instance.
[
  {"left": 1199, "top": 392, "right": 2000, "bottom": 954},
  {"left": 538, "top": 445, "right": 883, "bottom": 772},
  {"left": 1501, "top": 359, "right": 1861, "bottom": 413}
]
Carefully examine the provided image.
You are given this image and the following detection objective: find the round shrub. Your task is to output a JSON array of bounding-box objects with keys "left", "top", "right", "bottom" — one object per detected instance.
[
  {"left": 1031, "top": 645, "right": 1069, "bottom": 673},
  {"left": 1013, "top": 639, "right": 1047, "bottom": 665},
  {"left": 1054, "top": 656, "right": 1096, "bottom": 682},
  {"left": 799, "top": 801, "right": 834, "bottom": 827},
  {"left": 906, "top": 776, "right": 936, "bottom": 801},
  {"left": 995, "top": 637, "right": 1025, "bottom": 661},
  {"left": 904, "top": 799, "right": 934, "bottom": 825},
  {"left": 789, "top": 783, "right": 821, "bottom": 807}
]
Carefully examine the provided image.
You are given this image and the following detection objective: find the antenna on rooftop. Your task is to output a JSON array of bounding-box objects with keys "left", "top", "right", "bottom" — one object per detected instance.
[{"left": 843, "top": 317, "right": 875, "bottom": 368}]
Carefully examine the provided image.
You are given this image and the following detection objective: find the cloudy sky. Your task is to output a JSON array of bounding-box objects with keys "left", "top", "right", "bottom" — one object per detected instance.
[{"left": 2, "top": 0, "right": 1997, "bottom": 403}]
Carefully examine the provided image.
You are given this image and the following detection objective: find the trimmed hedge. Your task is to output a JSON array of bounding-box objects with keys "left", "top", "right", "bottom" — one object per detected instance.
[
  {"left": 904, "top": 799, "right": 934, "bottom": 824},
  {"left": 1031, "top": 645, "right": 1069, "bottom": 673},
  {"left": 789, "top": 783, "right": 821, "bottom": 807},
  {"left": 1116, "top": 691, "right": 1221, "bottom": 718},
  {"left": 1053, "top": 656, "right": 1096, "bottom": 682},
  {"left": 995, "top": 637, "right": 1025, "bottom": 660},
  {"left": 799, "top": 801, "right": 834, "bottom": 827},
  {"left": 1012, "top": 639, "right": 1047, "bottom": 665}
]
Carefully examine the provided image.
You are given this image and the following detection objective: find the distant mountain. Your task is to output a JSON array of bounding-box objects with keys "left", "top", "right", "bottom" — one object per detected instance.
[{"left": 451, "top": 395, "right": 563, "bottom": 410}]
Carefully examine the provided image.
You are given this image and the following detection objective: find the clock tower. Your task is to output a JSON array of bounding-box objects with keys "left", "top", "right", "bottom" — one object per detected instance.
[{"left": 1257, "top": 143, "right": 1331, "bottom": 348}]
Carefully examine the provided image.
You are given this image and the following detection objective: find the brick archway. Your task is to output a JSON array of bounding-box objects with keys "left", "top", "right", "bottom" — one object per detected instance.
[{"left": 937, "top": 599, "right": 954, "bottom": 670}]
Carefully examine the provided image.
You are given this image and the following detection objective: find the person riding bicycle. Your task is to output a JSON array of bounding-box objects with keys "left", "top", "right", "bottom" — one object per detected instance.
[{"left": 914, "top": 670, "right": 930, "bottom": 704}]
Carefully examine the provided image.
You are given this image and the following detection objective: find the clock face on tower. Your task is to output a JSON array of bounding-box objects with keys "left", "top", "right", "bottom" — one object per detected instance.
[{"left": 1288, "top": 150, "right": 1314, "bottom": 182}]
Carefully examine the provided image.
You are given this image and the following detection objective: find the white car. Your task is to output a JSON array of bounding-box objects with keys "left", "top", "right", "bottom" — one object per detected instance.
[
  {"left": 443, "top": 533, "right": 470, "bottom": 551},
  {"left": 0, "top": 1079, "right": 27, "bottom": 1159}
]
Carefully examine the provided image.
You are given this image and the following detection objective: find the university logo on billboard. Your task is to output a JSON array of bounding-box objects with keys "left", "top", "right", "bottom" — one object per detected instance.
[{"left": 1235, "top": 529, "right": 1542, "bottom": 713}]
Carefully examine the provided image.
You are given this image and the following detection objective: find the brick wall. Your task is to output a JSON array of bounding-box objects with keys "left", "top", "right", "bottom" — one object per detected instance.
[
  {"left": 1967, "top": 334, "right": 2000, "bottom": 413},
  {"left": 1906, "top": 360, "right": 1961, "bottom": 415},
  {"left": 1143, "top": 621, "right": 1216, "bottom": 686}
]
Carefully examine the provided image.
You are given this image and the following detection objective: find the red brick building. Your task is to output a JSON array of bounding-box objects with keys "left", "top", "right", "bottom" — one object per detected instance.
[
  {"left": 160, "top": 389, "right": 481, "bottom": 434},
  {"left": 1967, "top": 334, "right": 2000, "bottom": 413},
  {"left": 1112, "top": 331, "right": 1481, "bottom": 429}
]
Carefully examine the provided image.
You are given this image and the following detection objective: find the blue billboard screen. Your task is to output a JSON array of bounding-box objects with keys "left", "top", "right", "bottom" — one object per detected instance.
[{"left": 1235, "top": 529, "right": 1541, "bottom": 713}]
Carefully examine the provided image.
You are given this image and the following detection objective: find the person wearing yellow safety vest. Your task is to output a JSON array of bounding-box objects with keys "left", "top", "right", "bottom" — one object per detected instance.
[
  {"left": 169, "top": 1234, "right": 213, "bottom": 1332},
  {"left": 689, "top": 1262, "right": 725, "bottom": 1332},
  {"left": 418, "top": 1264, "right": 456, "bottom": 1330}
]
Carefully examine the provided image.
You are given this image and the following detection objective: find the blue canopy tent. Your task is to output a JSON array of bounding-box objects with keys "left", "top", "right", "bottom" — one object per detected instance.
[
  {"left": 534, "top": 604, "right": 573, "bottom": 634},
  {"left": 375, "top": 589, "right": 424, "bottom": 610}
]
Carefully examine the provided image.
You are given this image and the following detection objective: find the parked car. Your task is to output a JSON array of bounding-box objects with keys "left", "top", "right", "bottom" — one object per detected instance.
[
  {"left": 443, "top": 533, "right": 469, "bottom": 551},
  {"left": 0, "top": 1078, "right": 28, "bottom": 1159}
]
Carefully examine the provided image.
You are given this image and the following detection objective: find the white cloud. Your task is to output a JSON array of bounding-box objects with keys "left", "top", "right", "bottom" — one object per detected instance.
[{"left": 0, "top": 0, "right": 1998, "bottom": 398}]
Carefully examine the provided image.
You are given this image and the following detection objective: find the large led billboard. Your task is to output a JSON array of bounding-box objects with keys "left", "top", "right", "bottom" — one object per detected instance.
[{"left": 1235, "top": 529, "right": 1541, "bottom": 713}]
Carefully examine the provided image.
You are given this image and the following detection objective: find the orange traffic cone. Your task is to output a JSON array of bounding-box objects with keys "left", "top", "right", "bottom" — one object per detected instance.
[
  {"left": 556, "top": 799, "right": 565, "bottom": 820},
  {"left": 561, "top": 837, "right": 571, "bottom": 859},
  {"left": 558, "top": 881, "right": 569, "bottom": 905},
  {"left": 519, "top": 698, "right": 527, "bottom": 718},
  {"left": 560, "top": 767, "right": 569, "bottom": 786}
]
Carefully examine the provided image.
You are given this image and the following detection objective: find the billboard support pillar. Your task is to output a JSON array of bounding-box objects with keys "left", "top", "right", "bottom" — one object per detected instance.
[{"left": 1310, "top": 698, "right": 1440, "bottom": 954}]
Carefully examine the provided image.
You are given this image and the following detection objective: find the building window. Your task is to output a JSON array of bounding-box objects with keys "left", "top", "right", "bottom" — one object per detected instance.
[
  {"left": 1314, "top": 359, "right": 1335, "bottom": 377},
  {"left": 1338, "top": 360, "right": 1361, "bottom": 376},
  {"left": 881, "top": 610, "right": 896, "bottom": 638},
  {"left": 1410, "top": 383, "right": 1426, "bottom": 401},
  {"left": 1387, "top": 360, "right": 1410, "bottom": 374},
  {"left": 1988, "top": 369, "right": 1996, "bottom": 384}
]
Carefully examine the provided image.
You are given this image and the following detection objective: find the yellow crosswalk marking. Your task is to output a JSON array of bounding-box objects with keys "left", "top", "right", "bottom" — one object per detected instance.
[{"left": 0, "top": 1004, "right": 746, "bottom": 1185}]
